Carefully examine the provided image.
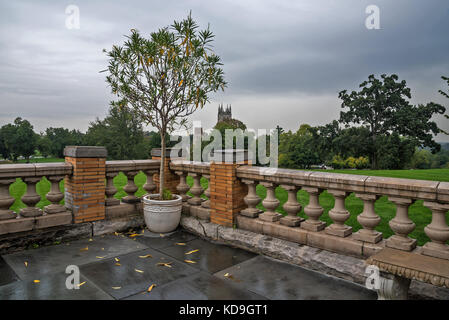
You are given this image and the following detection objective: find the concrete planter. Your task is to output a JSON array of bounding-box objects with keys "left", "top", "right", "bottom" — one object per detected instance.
[{"left": 142, "top": 194, "right": 182, "bottom": 233}]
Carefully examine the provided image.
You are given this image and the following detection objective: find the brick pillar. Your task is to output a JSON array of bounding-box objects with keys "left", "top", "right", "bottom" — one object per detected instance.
[
  {"left": 210, "top": 150, "right": 249, "bottom": 227},
  {"left": 151, "top": 148, "right": 182, "bottom": 194},
  {"left": 64, "top": 146, "right": 107, "bottom": 223}
]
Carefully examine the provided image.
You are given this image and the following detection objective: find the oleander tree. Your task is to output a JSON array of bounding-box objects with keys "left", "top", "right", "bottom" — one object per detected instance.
[{"left": 103, "top": 13, "right": 226, "bottom": 198}]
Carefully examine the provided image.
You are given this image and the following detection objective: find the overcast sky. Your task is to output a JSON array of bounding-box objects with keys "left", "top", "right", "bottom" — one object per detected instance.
[{"left": 1, "top": 0, "right": 448, "bottom": 141}]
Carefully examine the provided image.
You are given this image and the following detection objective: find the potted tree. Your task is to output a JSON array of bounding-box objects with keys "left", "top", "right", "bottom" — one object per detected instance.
[{"left": 103, "top": 13, "right": 226, "bottom": 232}]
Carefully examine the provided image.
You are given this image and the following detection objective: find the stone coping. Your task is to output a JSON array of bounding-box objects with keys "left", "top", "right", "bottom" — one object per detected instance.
[
  {"left": 236, "top": 165, "right": 443, "bottom": 202},
  {"left": 0, "top": 162, "right": 72, "bottom": 179},
  {"left": 64, "top": 146, "right": 107, "bottom": 158},
  {"left": 169, "top": 160, "right": 211, "bottom": 175},
  {"left": 105, "top": 159, "right": 160, "bottom": 173}
]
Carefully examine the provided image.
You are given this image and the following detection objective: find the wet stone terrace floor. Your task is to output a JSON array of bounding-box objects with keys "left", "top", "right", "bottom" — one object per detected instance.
[{"left": 0, "top": 228, "right": 377, "bottom": 300}]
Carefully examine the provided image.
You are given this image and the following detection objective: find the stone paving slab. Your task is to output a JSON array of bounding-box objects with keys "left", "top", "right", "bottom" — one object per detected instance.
[
  {"left": 135, "top": 229, "right": 197, "bottom": 250},
  {"left": 157, "top": 238, "right": 256, "bottom": 274},
  {"left": 0, "top": 256, "right": 19, "bottom": 286},
  {"left": 2, "top": 235, "right": 148, "bottom": 280},
  {"left": 124, "top": 271, "right": 267, "bottom": 300},
  {"left": 0, "top": 271, "right": 112, "bottom": 300},
  {"left": 79, "top": 247, "right": 199, "bottom": 300},
  {"left": 214, "top": 256, "right": 377, "bottom": 300}
]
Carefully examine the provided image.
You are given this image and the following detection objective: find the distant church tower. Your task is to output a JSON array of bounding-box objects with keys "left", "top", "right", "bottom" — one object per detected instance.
[{"left": 217, "top": 103, "right": 232, "bottom": 122}]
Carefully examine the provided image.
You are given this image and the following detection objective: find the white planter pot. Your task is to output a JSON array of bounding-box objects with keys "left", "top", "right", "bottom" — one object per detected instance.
[{"left": 142, "top": 194, "right": 183, "bottom": 233}]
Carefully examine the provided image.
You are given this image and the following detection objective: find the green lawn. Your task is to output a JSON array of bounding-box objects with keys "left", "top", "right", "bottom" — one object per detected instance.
[{"left": 5, "top": 164, "right": 449, "bottom": 246}]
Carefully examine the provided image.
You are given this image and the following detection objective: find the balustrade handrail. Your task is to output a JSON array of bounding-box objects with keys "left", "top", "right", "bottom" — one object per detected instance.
[
  {"left": 169, "top": 160, "right": 210, "bottom": 175},
  {"left": 105, "top": 159, "right": 160, "bottom": 173},
  {"left": 236, "top": 165, "right": 447, "bottom": 203},
  {"left": 0, "top": 162, "right": 72, "bottom": 179}
]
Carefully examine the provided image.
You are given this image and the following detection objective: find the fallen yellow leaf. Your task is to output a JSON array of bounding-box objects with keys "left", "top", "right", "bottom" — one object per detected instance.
[
  {"left": 176, "top": 243, "right": 186, "bottom": 246},
  {"left": 115, "top": 263, "right": 121, "bottom": 266},
  {"left": 156, "top": 262, "right": 172, "bottom": 268},
  {"left": 115, "top": 257, "right": 120, "bottom": 262},
  {"left": 34, "top": 280, "right": 40, "bottom": 283},
  {"left": 77, "top": 281, "right": 86, "bottom": 287},
  {"left": 147, "top": 284, "right": 156, "bottom": 292},
  {"left": 159, "top": 233, "right": 165, "bottom": 237},
  {"left": 24, "top": 261, "right": 28, "bottom": 267},
  {"left": 224, "top": 273, "right": 230, "bottom": 277},
  {"left": 96, "top": 256, "right": 105, "bottom": 259},
  {"left": 184, "top": 260, "right": 196, "bottom": 264},
  {"left": 185, "top": 249, "right": 199, "bottom": 255},
  {"left": 139, "top": 254, "right": 152, "bottom": 258},
  {"left": 135, "top": 269, "right": 144, "bottom": 273},
  {"left": 88, "top": 238, "right": 93, "bottom": 242},
  {"left": 112, "top": 286, "right": 121, "bottom": 290},
  {"left": 129, "top": 233, "right": 142, "bottom": 238},
  {"left": 80, "top": 247, "right": 88, "bottom": 251}
]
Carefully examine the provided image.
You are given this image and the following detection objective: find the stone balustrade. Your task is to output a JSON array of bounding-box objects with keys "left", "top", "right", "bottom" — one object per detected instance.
[
  {"left": 170, "top": 160, "right": 210, "bottom": 220},
  {"left": 235, "top": 165, "right": 449, "bottom": 261},
  {"left": 104, "top": 159, "right": 159, "bottom": 219},
  {"left": 0, "top": 163, "right": 73, "bottom": 235}
]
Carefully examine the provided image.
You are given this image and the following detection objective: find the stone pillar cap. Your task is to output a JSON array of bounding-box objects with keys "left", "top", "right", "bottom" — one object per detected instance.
[{"left": 64, "top": 146, "right": 107, "bottom": 158}]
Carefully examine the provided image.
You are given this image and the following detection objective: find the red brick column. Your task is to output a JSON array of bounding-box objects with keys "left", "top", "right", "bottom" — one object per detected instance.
[
  {"left": 151, "top": 148, "right": 182, "bottom": 194},
  {"left": 64, "top": 146, "right": 107, "bottom": 223},
  {"left": 209, "top": 150, "right": 249, "bottom": 227}
]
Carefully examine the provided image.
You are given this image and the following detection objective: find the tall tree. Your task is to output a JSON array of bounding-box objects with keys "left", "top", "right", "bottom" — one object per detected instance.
[
  {"left": 339, "top": 74, "right": 445, "bottom": 169},
  {"left": 103, "top": 14, "right": 226, "bottom": 196},
  {"left": 85, "top": 106, "right": 149, "bottom": 160}
]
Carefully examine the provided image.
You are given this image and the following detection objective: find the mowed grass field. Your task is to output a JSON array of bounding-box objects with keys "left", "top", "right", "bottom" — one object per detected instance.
[{"left": 6, "top": 163, "right": 449, "bottom": 246}]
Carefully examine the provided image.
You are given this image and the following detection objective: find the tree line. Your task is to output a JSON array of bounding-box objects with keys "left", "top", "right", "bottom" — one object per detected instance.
[
  {"left": 0, "top": 106, "right": 175, "bottom": 162},
  {"left": 279, "top": 74, "right": 449, "bottom": 170}
]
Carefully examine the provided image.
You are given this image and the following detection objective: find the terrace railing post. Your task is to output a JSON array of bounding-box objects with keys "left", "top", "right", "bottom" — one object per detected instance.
[
  {"left": 240, "top": 179, "right": 262, "bottom": 218},
  {"left": 20, "top": 177, "right": 43, "bottom": 217},
  {"left": 201, "top": 174, "right": 211, "bottom": 208},
  {"left": 386, "top": 197, "right": 417, "bottom": 251},
  {"left": 105, "top": 172, "right": 120, "bottom": 206},
  {"left": 143, "top": 170, "right": 157, "bottom": 195},
  {"left": 0, "top": 179, "right": 16, "bottom": 220},
  {"left": 122, "top": 170, "right": 139, "bottom": 203},
  {"left": 44, "top": 175, "right": 66, "bottom": 214},
  {"left": 280, "top": 184, "right": 303, "bottom": 227},
  {"left": 301, "top": 187, "right": 326, "bottom": 232},
  {"left": 174, "top": 171, "right": 190, "bottom": 202},
  {"left": 353, "top": 193, "right": 382, "bottom": 243},
  {"left": 259, "top": 182, "right": 281, "bottom": 222},
  {"left": 64, "top": 146, "right": 107, "bottom": 223},
  {"left": 325, "top": 190, "right": 352, "bottom": 237},
  {"left": 422, "top": 201, "right": 449, "bottom": 260},
  {"left": 187, "top": 173, "right": 203, "bottom": 206}
]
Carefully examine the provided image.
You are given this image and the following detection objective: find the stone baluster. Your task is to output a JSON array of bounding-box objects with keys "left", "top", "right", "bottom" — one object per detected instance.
[
  {"left": 122, "top": 171, "right": 139, "bottom": 203},
  {"left": 44, "top": 176, "right": 66, "bottom": 214},
  {"left": 301, "top": 187, "right": 326, "bottom": 231},
  {"left": 325, "top": 190, "right": 352, "bottom": 237},
  {"left": 143, "top": 170, "right": 157, "bottom": 195},
  {"left": 187, "top": 173, "right": 203, "bottom": 206},
  {"left": 20, "top": 177, "right": 43, "bottom": 217},
  {"left": 259, "top": 182, "right": 281, "bottom": 222},
  {"left": 386, "top": 197, "right": 416, "bottom": 251},
  {"left": 280, "top": 185, "right": 303, "bottom": 227},
  {"left": 422, "top": 202, "right": 449, "bottom": 260},
  {"left": 240, "top": 179, "right": 262, "bottom": 218},
  {"left": 353, "top": 193, "right": 382, "bottom": 243},
  {"left": 0, "top": 179, "right": 16, "bottom": 220},
  {"left": 105, "top": 172, "right": 120, "bottom": 206},
  {"left": 201, "top": 174, "right": 211, "bottom": 208},
  {"left": 175, "top": 171, "right": 190, "bottom": 202}
]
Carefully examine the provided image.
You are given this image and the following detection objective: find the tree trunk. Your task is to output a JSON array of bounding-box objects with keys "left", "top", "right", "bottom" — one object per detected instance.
[
  {"left": 371, "top": 134, "right": 378, "bottom": 170},
  {"left": 159, "top": 131, "right": 166, "bottom": 199}
]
